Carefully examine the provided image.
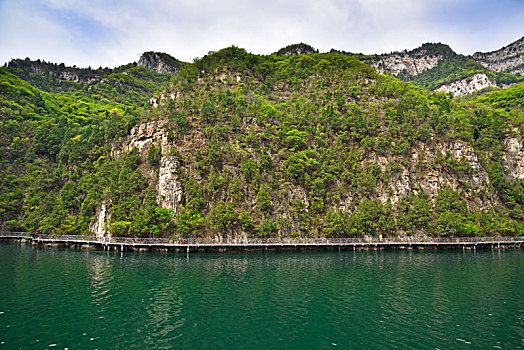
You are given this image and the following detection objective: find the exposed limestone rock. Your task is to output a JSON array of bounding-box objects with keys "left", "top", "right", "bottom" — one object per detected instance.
[
  {"left": 138, "top": 52, "right": 181, "bottom": 74},
  {"left": 373, "top": 140, "right": 490, "bottom": 208},
  {"left": 420, "top": 141, "right": 488, "bottom": 191},
  {"left": 148, "top": 91, "right": 180, "bottom": 107},
  {"left": 504, "top": 137, "right": 524, "bottom": 180},
  {"left": 391, "top": 168, "right": 411, "bottom": 204},
  {"left": 58, "top": 70, "right": 98, "bottom": 83},
  {"left": 90, "top": 201, "right": 111, "bottom": 237},
  {"left": 288, "top": 186, "right": 309, "bottom": 209},
  {"left": 7, "top": 60, "right": 100, "bottom": 83},
  {"left": 157, "top": 156, "right": 183, "bottom": 212},
  {"left": 211, "top": 228, "right": 249, "bottom": 243},
  {"left": 472, "top": 36, "right": 524, "bottom": 74},
  {"left": 372, "top": 53, "right": 442, "bottom": 76},
  {"left": 435, "top": 73, "right": 496, "bottom": 96},
  {"left": 116, "top": 120, "right": 168, "bottom": 155},
  {"left": 111, "top": 118, "right": 516, "bottom": 238}
]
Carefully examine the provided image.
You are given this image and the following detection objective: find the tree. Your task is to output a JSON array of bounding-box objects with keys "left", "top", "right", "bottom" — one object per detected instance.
[
  {"left": 255, "top": 185, "right": 271, "bottom": 215},
  {"left": 147, "top": 144, "right": 162, "bottom": 166}
]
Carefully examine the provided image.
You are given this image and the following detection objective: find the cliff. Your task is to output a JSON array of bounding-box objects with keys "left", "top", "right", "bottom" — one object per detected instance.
[
  {"left": 371, "top": 43, "right": 453, "bottom": 76},
  {"left": 137, "top": 52, "right": 184, "bottom": 74},
  {"left": 368, "top": 38, "right": 524, "bottom": 95},
  {"left": 7, "top": 58, "right": 105, "bottom": 83},
  {"left": 472, "top": 36, "right": 524, "bottom": 74},
  {"left": 434, "top": 73, "right": 496, "bottom": 97}
]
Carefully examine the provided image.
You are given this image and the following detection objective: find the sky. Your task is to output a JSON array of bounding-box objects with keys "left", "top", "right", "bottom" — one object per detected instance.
[{"left": 0, "top": 0, "right": 523, "bottom": 68}]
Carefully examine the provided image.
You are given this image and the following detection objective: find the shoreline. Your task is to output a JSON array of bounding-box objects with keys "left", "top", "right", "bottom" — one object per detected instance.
[{"left": 1, "top": 234, "right": 523, "bottom": 254}]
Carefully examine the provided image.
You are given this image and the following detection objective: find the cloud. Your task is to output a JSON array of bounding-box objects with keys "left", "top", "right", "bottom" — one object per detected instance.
[{"left": 0, "top": 0, "right": 522, "bottom": 68}]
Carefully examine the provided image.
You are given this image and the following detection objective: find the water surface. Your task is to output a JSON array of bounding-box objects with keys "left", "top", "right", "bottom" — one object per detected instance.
[{"left": 0, "top": 243, "right": 523, "bottom": 349}]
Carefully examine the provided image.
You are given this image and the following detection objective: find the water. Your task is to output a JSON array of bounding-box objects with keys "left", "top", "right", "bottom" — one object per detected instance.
[{"left": 0, "top": 243, "right": 523, "bottom": 349}]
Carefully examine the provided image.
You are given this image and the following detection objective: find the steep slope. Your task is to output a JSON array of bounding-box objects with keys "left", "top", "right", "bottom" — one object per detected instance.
[
  {"left": 1, "top": 47, "right": 523, "bottom": 239},
  {"left": 6, "top": 58, "right": 107, "bottom": 84},
  {"left": 472, "top": 36, "right": 524, "bottom": 74},
  {"left": 137, "top": 51, "right": 185, "bottom": 74},
  {"left": 363, "top": 38, "right": 524, "bottom": 96},
  {"left": 371, "top": 43, "right": 453, "bottom": 76},
  {"left": 114, "top": 47, "right": 523, "bottom": 238},
  {"left": 5, "top": 58, "right": 172, "bottom": 106}
]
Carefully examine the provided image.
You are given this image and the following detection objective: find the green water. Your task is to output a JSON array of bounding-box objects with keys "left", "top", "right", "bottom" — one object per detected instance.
[{"left": 0, "top": 243, "right": 523, "bottom": 349}]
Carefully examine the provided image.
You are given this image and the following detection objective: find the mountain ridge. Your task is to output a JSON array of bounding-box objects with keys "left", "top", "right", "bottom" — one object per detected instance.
[
  {"left": 364, "top": 36, "right": 524, "bottom": 95},
  {"left": 472, "top": 36, "right": 524, "bottom": 74},
  {"left": 5, "top": 35, "right": 523, "bottom": 96},
  {"left": 1, "top": 45, "right": 522, "bottom": 238}
]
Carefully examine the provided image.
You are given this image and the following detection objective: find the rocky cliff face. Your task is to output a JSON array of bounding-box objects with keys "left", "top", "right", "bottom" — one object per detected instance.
[
  {"left": 138, "top": 52, "right": 182, "bottom": 74},
  {"left": 435, "top": 73, "right": 496, "bottom": 96},
  {"left": 157, "top": 156, "right": 183, "bottom": 212},
  {"left": 368, "top": 38, "right": 523, "bottom": 96},
  {"left": 369, "top": 43, "right": 454, "bottom": 76},
  {"left": 90, "top": 201, "right": 111, "bottom": 237},
  {"left": 371, "top": 140, "right": 492, "bottom": 209},
  {"left": 372, "top": 52, "right": 443, "bottom": 76},
  {"left": 7, "top": 59, "right": 101, "bottom": 83},
  {"left": 504, "top": 137, "right": 524, "bottom": 181},
  {"left": 472, "top": 36, "right": 524, "bottom": 74},
  {"left": 112, "top": 115, "right": 520, "bottom": 236}
]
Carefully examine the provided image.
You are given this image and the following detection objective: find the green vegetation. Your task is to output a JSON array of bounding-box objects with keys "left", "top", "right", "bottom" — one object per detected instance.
[
  {"left": 391, "top": 44, "right": 524, "bottom": 90},
  {"left": 1, "top": 46, "right": 522, "bottom": 238},
  {"left": 275, "top": 43, "right": 319, "bottom": 56}
]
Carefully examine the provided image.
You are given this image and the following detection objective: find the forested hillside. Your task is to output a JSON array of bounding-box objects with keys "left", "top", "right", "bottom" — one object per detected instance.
[{"left": 1, "top": 46, "right": 522, "bottom": 238}]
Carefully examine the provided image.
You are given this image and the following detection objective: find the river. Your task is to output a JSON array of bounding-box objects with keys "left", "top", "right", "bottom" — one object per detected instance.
[{"left": 0, "top": 243, "right": 523, "bottom": 349}]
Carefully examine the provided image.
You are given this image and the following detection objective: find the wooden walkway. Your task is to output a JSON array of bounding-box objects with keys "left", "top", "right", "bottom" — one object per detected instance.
[{"left": 1, "top": 232, "right": 523, "bottom": 253}]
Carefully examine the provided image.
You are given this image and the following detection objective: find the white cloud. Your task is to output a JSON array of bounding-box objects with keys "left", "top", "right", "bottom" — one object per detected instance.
[{"left": 0, "top": 0, "right": 522, "bottom": 68}]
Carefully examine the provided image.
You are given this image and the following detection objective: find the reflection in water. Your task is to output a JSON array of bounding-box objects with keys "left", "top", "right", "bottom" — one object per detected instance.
[
  {"left": 89, "top": 253, "right": 113, "bottom": 306},
  {"left": 0, "top": 244, "right": 523, "bottom": 349},
  {"left": 144, "top": 272, "right": 185, "bottom": 346}
]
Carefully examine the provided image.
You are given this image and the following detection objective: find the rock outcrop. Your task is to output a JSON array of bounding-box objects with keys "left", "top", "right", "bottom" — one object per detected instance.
[
  {"left": 472, "top": 36, "right": 524, "bottom": 74},
  {"left": 504, "top": 137, "right": 524, "bottom": 181},
  {"left": 117, "top": 115, "right": 519, "bottom": 227},
  {"left": 435, "top": 73, "right": 496, "bottom": 96},
  {"left": 371, "top": 140, "right": 490, "bottom": 208},
  {"left": 116, "top": 119, "right": 168, "bottom": 155},
  {"left": 157, "top": 156, "right": 183, "bottom": 212},
  {"left": 372, "top": 52, "right": 443, "bottom": 76},
  {"left": 367, "top": 38, "right": 523, "bottom": 96},
  {"left": 7, "top": 59, "right": 101, "bottom": 83},
  {"left": 138, "top": 52, "right": 183, "bottom": 74},
  {"left": 370, "top": 43, "right": 453, "bottom": 76},
  {"left": 90, "top": 201, "right": 111, "bottom": 237}
]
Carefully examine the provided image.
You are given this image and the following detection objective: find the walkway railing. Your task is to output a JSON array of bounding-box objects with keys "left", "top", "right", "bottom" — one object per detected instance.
[{"left": 1, "top": 231, "right": 522, "bottom": 245}]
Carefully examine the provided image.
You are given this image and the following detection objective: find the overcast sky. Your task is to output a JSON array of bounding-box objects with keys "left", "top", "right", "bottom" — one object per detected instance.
[{"left": 1, "top": 0, "right": 523, "bottom": 68}]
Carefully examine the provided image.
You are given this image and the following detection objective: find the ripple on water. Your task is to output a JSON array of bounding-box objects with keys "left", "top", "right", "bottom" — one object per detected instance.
[{"left": 0, "top": 246, "right": 523, "bottom": 349}]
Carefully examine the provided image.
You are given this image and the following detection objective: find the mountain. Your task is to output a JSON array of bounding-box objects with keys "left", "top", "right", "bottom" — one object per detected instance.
[
  {"left": 137, "top": 51, "right": 185, "bottom": 74},
  {"left": 1, "top": 44, "right": 523, "bottom": 239},
  {"left": 6, "top": 58, "right": 107, "bottom": 84},
  {"left": 472, "top": 36, "right": 524, "bottom": 74},
  {"left": 370, "top": 43, "right": 455, "bottom": 77},
  {"left": 275, "top": 43, "right": 319, "bottom": 56},
  {"left": 360, "top": 37, "right": 524, "bottom": 96}
]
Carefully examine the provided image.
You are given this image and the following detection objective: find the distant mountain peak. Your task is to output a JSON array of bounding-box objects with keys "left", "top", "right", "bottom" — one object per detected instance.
[
  {"left": 471, "top": 36, "right": 524, "bottom": 74},
  {"left": 7, "top": 58, "right": 105, "bottom": 83},
  {"left": 413, "top": 42, "right": 455, "bottom": 57},
  {"left": 137, "top": 52, "right": 184, "bottom": 74},
  {"left": 275, "top": 43, "right": 319, "bottom": 56},
  {"left": 370, "top": 42, "right": 456, "bottom": 77}
]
